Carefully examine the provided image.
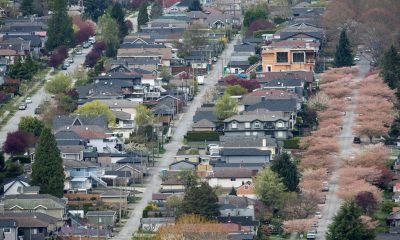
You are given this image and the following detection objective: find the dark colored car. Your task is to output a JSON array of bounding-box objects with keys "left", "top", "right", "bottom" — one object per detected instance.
[
  {"left": 353, "top": 137, "right": 361, "bottom": 144},
  {"left": 34, "top": 107, "right": 42, "bottom": 115}
]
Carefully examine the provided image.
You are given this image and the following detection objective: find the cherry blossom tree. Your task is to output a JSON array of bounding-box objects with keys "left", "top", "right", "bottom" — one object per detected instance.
[
  {"left": 283, "top": 218, "right": 316, "bottom": 233},
  {"left": 351, "top": 144, "right": 390, "bottom": 168}
]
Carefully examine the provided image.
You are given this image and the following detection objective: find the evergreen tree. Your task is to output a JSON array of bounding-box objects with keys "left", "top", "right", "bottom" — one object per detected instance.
[
  {"left": 334, "top": 29, "right": 354, "bottom": 67},
  {"left": 31, "top": 127, "right": 65, "bottom": 198},
  {"left": 111, "top": 2, "right": 128, "bottom": 38},
  {"left": 270, "top": 152, "right": 299, "bottom": 192},
  {"left": 137, "top": 3, "right": 149, "bottom": 29},
  {"left": 326, "top": 201, "right": 375, "bottom": 240},
  {"left": 188, "top": 0, "right": 202, "bottom": 11},
  {"left": 45, "top": 0, "right": 74, "bottom": 50},
  {"left": 150, "top": 1, "right": 163, "bottom": 19},
  {"left": 84, "top": 0, "right": 109, "bottom": 21},
  {"left": 181, "top": 182, "right": 220, "bottom": 219},
  {"left": 380, "top": 45, "right": 400, "bottom": 90},
  {"left": 21, "top": 0, "right": 34, "bottom": 16}
]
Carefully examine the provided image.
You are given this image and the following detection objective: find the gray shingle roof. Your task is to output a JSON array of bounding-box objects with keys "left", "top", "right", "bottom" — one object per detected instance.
[
  {"left": 63, "top": 159, "right": 99, "bottom": 169},
  {"left": 220, "top": 136, "right": 278, "bottom": 148},
  {"left": 0, "top": 212, "right": 57, "bottom": 228},
  {"left": 264, "top": 78, "right": 303, "bottom": 87},
  {"left": 234, "top": 45, "right": 255, "bottom": 53},
  {"left": 112, "top": 110, "right": 131, "bottom": 120},
  {"left": 221, "top": 148, "right": 271, "bottom": 156},
  {"left": 104, "top": 171, "right": 132, "bottom": 177},
  {"left": 211, "top": 168, "right": 254, "bottom": 178},
  {"left": 192, "top": 119, "right": 216, "bottom": 128},
  {"left": 3, "top": 194, "right": 66, "bottom": 209},
  {"left": 52, "top": 115, "right": 108, "bottom": 129},
  {"left": 193, "top": 108, "right": 217, "bottom": 123},
  {"left": 86, "top": 211, "right": 116, "bottom": 217},
  {"left": 246, "top": 98, "right": 297, "bottom": 112}
]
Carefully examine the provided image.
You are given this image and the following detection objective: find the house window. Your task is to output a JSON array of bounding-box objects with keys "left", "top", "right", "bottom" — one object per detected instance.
[
  {"left": 231, "top": 121, "right": 237, "bottom": 129},
  {"left": 254, "top": 121, "right": 261, "bottom": 129},
  {"left": 32, "top": 229, "right": 38, "bottom": 234},
  {"left": 276, "top": 122, "right": 284, "bottom": 128},
  {"left": 276, "top": 52, "right": 288, "bottom": 63},
  {"left": 245, "top": 132, "right": 250, "bottom": 136},
  {"left": 245, "top": 122, "right": 251, "bottom": 129},
  {"left": 230, "top": 178, "right": 236, "bottom": 181},
  {"left": 76, "top": 168, "right": 81, "bottom": 171},
  {"left": 3, "top": 228, "right": 10, "bottom": 233},
  {"left": 293, "top": 52, "right": 305, "bottom": 63},
  {"left": 277, "top": 131, "right": 284, "bottom": 138}
]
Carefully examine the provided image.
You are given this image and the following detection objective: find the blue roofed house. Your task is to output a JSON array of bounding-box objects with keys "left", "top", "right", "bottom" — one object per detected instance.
[{"left": 63, "top": 159, "right": 107, "bottom": 192}]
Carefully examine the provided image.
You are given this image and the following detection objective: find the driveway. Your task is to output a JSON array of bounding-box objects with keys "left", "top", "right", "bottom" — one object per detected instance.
[
  {"left": 0, "top": 47, "right": 92, "bottom": 143},
  {"left": 316, "top": 57, "right": 371, "bottom": 239},
  {"left": 111, "top": 36, "right": 239, "bottom": 239}
]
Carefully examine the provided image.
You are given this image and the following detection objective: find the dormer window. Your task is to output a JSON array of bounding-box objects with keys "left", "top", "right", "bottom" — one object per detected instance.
[
  {"left": 254, "top": 121, "right": 261, "bottom": 129},
  {"left": 231, "top": 121, "right": 237, "bottom": 129},
  {"left": 276, "top": 121, "right": 284, "bottom": 128},
  {"left": 245, "top": 122, "right": 251, "bottom": 129}
]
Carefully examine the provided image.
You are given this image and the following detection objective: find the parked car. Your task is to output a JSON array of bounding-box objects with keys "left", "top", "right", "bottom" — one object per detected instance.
[
  {"left": 315, "top": 212, "right": 322, "bottom": 219},
  {"left": 321, "top": 181, "right": 329, "bottom": 192},
  {"left": 88, "top": 36, "right": 96, "bottom": 44},
  {"left": 76, "top": 49, "right": 82, "bottom": 55},
  {"left": 25, "top": 97, "right": 32, "bottom": 104},
  {"left": 18, "top": 103, "right": 27, "bottom": 110},
  {"left": 353, "top": 137, "right": 361, "bottom": 144},
  {"left": 61, "top": 64, "right": 68, "bottom": 70},
  {"left": 34, "top": 107, "right": 42, "bottom": 114},
  {"left": 354, "top": 56, "right": 360, "bottom": 61},
  {"left": 67, "top": 58, "right": 74, "bottom": 63}
]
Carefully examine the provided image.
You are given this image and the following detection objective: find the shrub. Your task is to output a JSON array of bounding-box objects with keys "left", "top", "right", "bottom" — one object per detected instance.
[
  {"left": 185, "top": 131, "right": 221, "bottom": 141},
  {"left": 283, "top": 137, "right": 300, "bottom": 149}
]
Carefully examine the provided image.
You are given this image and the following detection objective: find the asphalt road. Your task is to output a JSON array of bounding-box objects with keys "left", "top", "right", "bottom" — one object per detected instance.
[
  {"left": 0, "top": 47, "right": 92, "bottom": 143},
  {"left": 112, "top": 36, "right": 240, "bottom": 239},
  {"left": 316, "top": 56, "right": 371, "bottom": 239}
]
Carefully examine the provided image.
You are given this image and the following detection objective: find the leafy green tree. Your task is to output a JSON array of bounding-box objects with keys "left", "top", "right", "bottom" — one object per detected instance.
[
  {"left": 137, "top": 3, "right": 149, "bottom": 29},
  {"left": 254, "top": 168, "right": 286, "bottom": 211},
  {"left": 229, "top": 187, "right": 237, "bottom": 196},
  {"left": 270, "top": 152, "right": 299, "bottom": 192},
  {"left": 57, "top": 94, "right": 78, "bottom": 113},
  {"left": 181, "top": 24, "right": 207, "bottom": 55},
  {"left": 134, "top": 104, "right": 154, "bottom": 130},
  {"left": 97, "top": 14, "right": 120, "bottom": 57},
  {"left": 72, "top": 67, "right": 90, "bottom": 86},
  {"left": 165, "top": 195, "right": 183, "bottom": 216},
  {"left": 5, "top": 162, "right": 23, "bottom": 178},
  {"left": 160, "top": 66, "right": 172, "bottom": 82},
  {"left": 181, "top": 182, "right": 220, "bottom": 219},
  {"left": 45, "top": 73, "right": 72, "bottom": 95},
  {"left": 334, "top": 29, "right": 353, "bottom": 67},
  {"left": 18, "top": 116, "right": 45, "bottom": 137},
  {"left": 380, "top": 45, "right": 400, "bottom": 90},
  {"left": 214, "top": 93, "right": 237, "bottom": 120},
  {"left": 188, "top": 0, "right": 202, "bottom": 11},
  {"left": 45, "top": 0, "right": 74, "bottom": 50},
  {"left": 31, "top": 127, "right": 65, "bottom": 198},
  {"left": 8, "top": 55, "right": 39, "bottom": 81},
  {"left": 177, "top": 170, "right": 199, "bottom": 190},
  {"left": 21, "top": 0, "right": 34, "bottom": 16},
  {"left": 84, "top": 0, "right": 109, "bottom": 21},
  {"left": 75, "top": 100, "right": 115, "bottom": 124},
  {"left": 111, "top": 2, "right": 128, "bottom": 38},
  {"left": 150, "top": 1, "right": 163, "bottom": 19},
  {"left": 326, "top": 201, "right": 375, "bottom": 240},
  {"left": 243, "top": 3, "right": 268, "bottom": 27},
  {"left": 224, "top": 85, "right": 248, "bottom": 95}
]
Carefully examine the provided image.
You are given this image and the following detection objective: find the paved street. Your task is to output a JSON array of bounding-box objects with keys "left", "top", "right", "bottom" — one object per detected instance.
[
  {"left": 316, "top": 56, "right": 370, "bottom": 239},
  {"left": 112, "top": 36, "right": 239, "bottom": 240},
  {"left": 0, "top": 47, "right": 92, "bottom": 143}
]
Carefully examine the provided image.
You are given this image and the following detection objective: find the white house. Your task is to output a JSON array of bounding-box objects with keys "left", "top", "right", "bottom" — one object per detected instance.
[{"left": 207, "top": 168, "right": 254, "bottom": 189}]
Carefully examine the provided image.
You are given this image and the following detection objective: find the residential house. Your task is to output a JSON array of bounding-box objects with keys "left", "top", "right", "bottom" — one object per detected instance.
[
  {"left": 236, "top": 183, "right": 256, "bottom": 199},
  {"left": 117, "top": 43, "right": 172, "bottom": 67},
  {"left": 63, "top": 159, "right": 106, "bottom": 192},
  {"left": 193, "top": 105, "right": 219, "bottom": 129},
  {"left": 0, "top": 212, "right": 58, "bottom": 240},
  {"left": 234, "top": 44, "right": 256, "bottom": 55},
  {"left": 186, "top": 11, "right": 208, "bottom": 25},
  {"left": 2, "top": 194, "right": 67, "bottom": 224},
  {"left": 223, "top": 112, "right": 292, "bottom": 139},
  {"left": 246, "top": 98, "right": 299, "bottom": 119},
  {"left": 2, "top": 35, "right": 43, "bottom": 58},
  {"left": 86, "top": 211, "right": 117, "bottom": 227},
  {"left": 239, "top": 89, "right": 300, "bottom": 112},
  {"left": 207, "top": 168, "right": 255, "bottom": 188},
  {"left": 141, "top": 18, "right": 189, "bottom": 30},
  {"left": 204, "top": 7, "right": 234, "bottom": 29},
  {"left": 169, "top": 160, "right": 198, "bottom": 171},
  {"left": 291, "top": 2, "right": 325, "bottom": 27},
  {"left": 152, "top": 193, "right": 172, "bottom": 206},
  {"left": 108, "top": 64, "right": 159, "bottom": 86},
  {"left": 387, "top": 209, "right": 400, "bottom": 234},
  {"left": 113, "top": 164, "right": 143, "bottom": 184},
  {"left": 100, "top": 190, "right": 128, "bottom": 206},
  {"left": 160, "top": 175, "right": 186, "bottom": 193},
  {"left": 103, "top": 170, "right": 131, "bottom": 186},
  {"left": 108, "top": 58, "right": 161, "bottom": 72},
  {"left": 2, "top": 177, "right": 30, "bottom": 196},
  {"left": 192, "top": 119, "right": 216, "bottom": 132},
  {"left": 219, "top": 201, "right": 255, "bottom": 219},
  {"left": 259, "top": 77, "right": 306, "bottom": 100},
  {"left": 220, "top": 148, "right": 271, "bottom": 164},
  {"left": 58, "top": 145, "right": 84, "bottom": 161},
  {"left": 220, "top": 135, "right": 281, "bottom": 158},
  {"left": 257, "top": 71, "right": 314, "bottom": 92},
  {"left": 52, "top": 115, "right": 108, "bottom": 130},
  {"left": 261, "top": 40, "right": 319, "bottom": 72},
  {"left": 217, "top": 216, "right": 258, "bottom": 235},
  {"left": 211, "top": 162, "right": 265, "bottom": 172},
  {"left": 278, "top": 23, "right": 324, "bottom": 44}
]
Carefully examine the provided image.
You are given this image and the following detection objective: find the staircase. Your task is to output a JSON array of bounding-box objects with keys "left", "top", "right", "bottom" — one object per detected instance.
[
  {"left": 89, "top": 172, "right": 108, "bottom": 187},
  {"left": 246, "top": 61, "right": 261, "bottom": 74}
]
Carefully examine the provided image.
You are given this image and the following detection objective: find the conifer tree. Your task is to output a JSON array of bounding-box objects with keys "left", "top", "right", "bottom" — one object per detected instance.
[
  {"left": 271, "top": 152, "right": 299, "bottom": 192},
  {"left": 380, "top": 45, "right": 400, "bottom": 89},
  {"left": 137, "top": 3, "right": 149, "bottom": 30},
  {"left": 181, "top": 182, "right": 220, "bottom": 219},
  {"left": 45, "top": 0, "right": 74, "bottom": 50},
  {"left": 334, "top": 29, "right": 353, "bottom": 67},
  {"left": 326, "top": 201, "right": 375, "bottom": 240},
  {"left": 31, "top": 127, "right": 65, "bottom": 198}
]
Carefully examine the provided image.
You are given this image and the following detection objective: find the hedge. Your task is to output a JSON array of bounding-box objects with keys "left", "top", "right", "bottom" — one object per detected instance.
[
  {"left": 283, "top": 137, "right": 301, "bottom": 149},
  {"left": 185, "top": 131, "right": 221, "bottom": 141}
]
